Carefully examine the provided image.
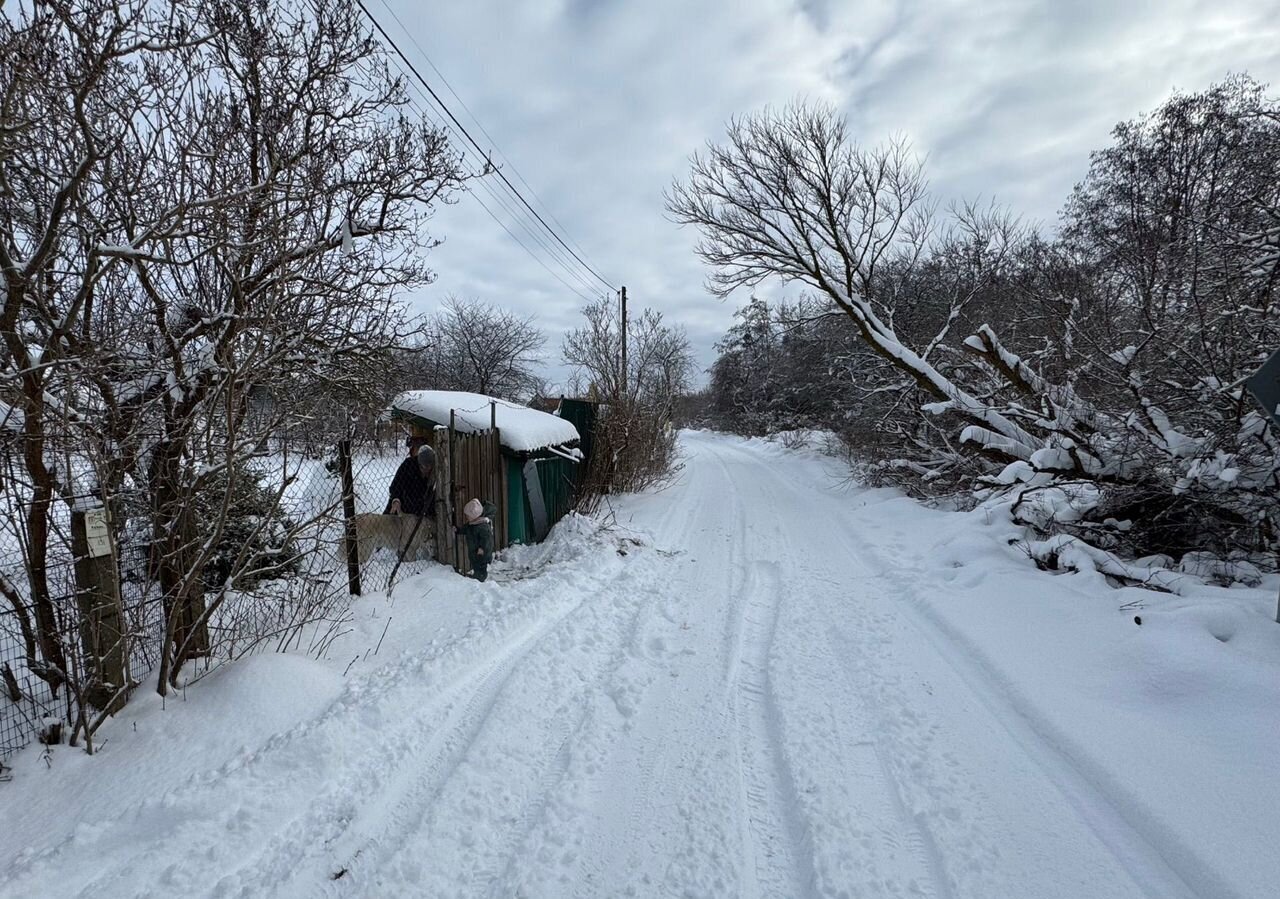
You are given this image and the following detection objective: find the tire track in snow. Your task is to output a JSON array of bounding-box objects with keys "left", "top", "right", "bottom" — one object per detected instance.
[
  {"left": 334, "top": 599, "right": 626, "bottom": 894},
  {"left": 343, "top": 545, "right": 674, "bottom": 897},
  {"left": 478, "top": 713, "right": 577, "bottom": 899},
  {"left": 213, "top": 598, "right": 586, "bottom": 899},
  {"left": 715, "top": 448, "right": 751, "bottom": 689},
  {"left": 8, "top": 589, "right": 588, "bottom": 899},
  {"left": 315, "top": 613, "right": 572, "bottom": 895},
  {"left": 730, "top": 559, "right": 817, "bottom": 899},
  {"left": 849, "top": 533, "right": 1218, "bottom": 899},
  {"left": 567, "top": 433, "right": 760, "bottom": 897},
  {"left": 739, "top": 445, "right": 949, "bottom": 899},
  {"left": 819, "top": 623, "right": 953, "bottom": 899},
  {"left": 802, "top": 503, "right": 1203, "bottom": 899},
  {"left": 478, "top": 568, "right": 673, "bottom": 899}
]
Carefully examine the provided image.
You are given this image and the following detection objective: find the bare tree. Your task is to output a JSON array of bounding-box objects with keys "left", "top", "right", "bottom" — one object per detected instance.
[
  {"left": 0, "top": 0, "right": 468, "bottom": 716},
  {"left": 407, "top": 297, "right": 546, "bottom": 400},
  {"left": 563, "top": 296, "right": 693, "bottom": 498},
  {"left": 0, "top": 0, "right": 206, "bottom": 697}
]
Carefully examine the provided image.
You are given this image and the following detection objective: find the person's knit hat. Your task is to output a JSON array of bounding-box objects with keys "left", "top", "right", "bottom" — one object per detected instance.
[
  {"left": 417, "top": 445, "right": 436, "bottom": 468},
  {"left": 463, "top": 498, "right": 484, "bottom": 523}
]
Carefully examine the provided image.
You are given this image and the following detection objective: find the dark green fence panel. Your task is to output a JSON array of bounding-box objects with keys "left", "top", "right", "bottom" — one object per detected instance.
[
  {"left": 536, "top": 457, "right": 577, "bottom": 530},
  {"left": 507, "top": 456, "right": 530, "bottom": 545}
]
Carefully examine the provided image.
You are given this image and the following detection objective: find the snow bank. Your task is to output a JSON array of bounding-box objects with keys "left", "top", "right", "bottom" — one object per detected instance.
[
  {"left": 0, "top": 510, "right": 646, "bottom": 897},
  {"left": 391, "top": 390, "right": 579, "bottom": 453},
  {"left": 833, "top": 486, "right": 1280, "bottom": 899}
]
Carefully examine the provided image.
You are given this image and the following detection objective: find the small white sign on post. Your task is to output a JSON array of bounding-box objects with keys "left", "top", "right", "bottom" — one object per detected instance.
[{"left": 84, "top": 507, "right": 112, "bottom": 559}]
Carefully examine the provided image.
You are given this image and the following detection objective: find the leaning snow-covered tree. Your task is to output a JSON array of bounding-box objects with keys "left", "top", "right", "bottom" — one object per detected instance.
[
  {"left": 671, "top": 86, "right": 1280, "bottom": 566},
  {"left": 666, "top": 104, "right": 1040, "bottom": 474}
]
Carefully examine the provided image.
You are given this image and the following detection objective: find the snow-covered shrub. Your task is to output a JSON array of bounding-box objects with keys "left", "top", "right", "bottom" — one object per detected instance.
[{"left": 195, "top": 464, "right": 299, "bottom": 592}]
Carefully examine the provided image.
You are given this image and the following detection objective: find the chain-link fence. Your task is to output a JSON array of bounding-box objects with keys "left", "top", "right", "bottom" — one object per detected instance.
[
  {"left": 0, "top": 467, "right": 168, "bottom": 761},
  {"left": 0, "top": 525, "right": 77, "bottom": 759},
  {"left": 300, "top": 437, "right": 417, "bottom": 595},
  {"left": 0, "top": 431, "right": 418, "bottom": 765}
]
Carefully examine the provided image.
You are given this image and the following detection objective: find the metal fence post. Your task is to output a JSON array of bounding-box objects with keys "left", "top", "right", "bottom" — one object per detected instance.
[{"left": 338, "top": 439, "right": 362, "bottom": 597}]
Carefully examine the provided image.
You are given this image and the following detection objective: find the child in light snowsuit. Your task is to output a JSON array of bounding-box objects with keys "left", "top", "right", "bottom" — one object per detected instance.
[{"left": 459, "top": 498, "right": 496, "bottom": 582}]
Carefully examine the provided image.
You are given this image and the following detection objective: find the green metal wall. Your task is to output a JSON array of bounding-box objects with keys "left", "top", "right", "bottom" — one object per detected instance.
[
  {"left": 504, "top": 455, "right": 578, "bottom": 545},
  {"left": 506, "top": 456, "right": 529, "bottom": 545},
  {"left": 557, "top": 399, "right": 596, "bottom": 472},
  {"left": 536, "top": 457, "right": 577, "bottom": 530}
]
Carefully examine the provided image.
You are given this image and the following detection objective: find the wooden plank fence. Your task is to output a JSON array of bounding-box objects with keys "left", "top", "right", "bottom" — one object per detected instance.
[{"left": 427, "top": 405, "right": 508, "bottom": 575}]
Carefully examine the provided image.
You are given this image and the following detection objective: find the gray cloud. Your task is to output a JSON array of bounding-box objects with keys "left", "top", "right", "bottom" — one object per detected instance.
[{"left": 378, "top": 0, "right": 1280, "bottom": 386}]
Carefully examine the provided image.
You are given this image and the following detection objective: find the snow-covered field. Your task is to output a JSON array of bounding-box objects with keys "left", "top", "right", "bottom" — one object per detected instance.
[{"left": 2, "top": 430, "right": 1278, "bottom": 898}]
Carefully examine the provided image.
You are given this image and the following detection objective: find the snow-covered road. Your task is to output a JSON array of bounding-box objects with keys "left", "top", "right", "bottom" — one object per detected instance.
[{"left": 4, "top": 431, "right": 1277, "bottom": 898}]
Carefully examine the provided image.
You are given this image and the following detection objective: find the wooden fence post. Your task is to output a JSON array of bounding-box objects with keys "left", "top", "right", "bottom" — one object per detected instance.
[
  {"left": 439, "top": 421, "right": 457, "bottom": 570},
  {"left": 450, "top": 410, "right": 466, "bottom": 573},
  {"left": 71, "top": 503, "right": 129, "bottom": 713},
  {"left": 338, "top": 439, "right": 361, "bottom": 596},
  {"left": 432, "top": 425, "right": 452, "bottom": 568},
  {"left": 490, "top": 402, "right": 506, "bottom": 550}
]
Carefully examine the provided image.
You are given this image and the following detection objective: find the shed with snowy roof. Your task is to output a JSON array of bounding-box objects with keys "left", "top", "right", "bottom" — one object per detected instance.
[{"left": 389, "top": 391, "right": 583, "bottom": 548}]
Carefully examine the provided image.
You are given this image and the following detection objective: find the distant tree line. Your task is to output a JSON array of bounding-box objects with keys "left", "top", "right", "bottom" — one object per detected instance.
[{"left": 675, "top": 76, "right": 1280, "bottom": 570}]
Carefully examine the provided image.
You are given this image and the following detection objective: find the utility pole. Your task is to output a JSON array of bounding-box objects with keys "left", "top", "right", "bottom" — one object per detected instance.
[{"left": 620, "top": 286, "right": 628, "bottom": 401}]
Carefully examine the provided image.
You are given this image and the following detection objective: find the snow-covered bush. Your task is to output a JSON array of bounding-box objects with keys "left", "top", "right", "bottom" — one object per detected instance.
[{"left": 196, "top": 464, "right": 299, "bottom": 592}]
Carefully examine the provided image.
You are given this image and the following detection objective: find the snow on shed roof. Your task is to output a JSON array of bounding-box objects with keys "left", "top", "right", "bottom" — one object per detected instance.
[{"left": 390, "top": 390, "right": 580, "bottom": 453}]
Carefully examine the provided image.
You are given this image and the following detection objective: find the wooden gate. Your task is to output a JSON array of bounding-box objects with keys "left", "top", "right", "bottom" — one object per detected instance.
[{"left": 430, "top": 413, "right": 508, "bottom": 573}]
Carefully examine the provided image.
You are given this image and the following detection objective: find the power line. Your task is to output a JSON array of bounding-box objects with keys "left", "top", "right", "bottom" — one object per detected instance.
[
  {"left": 465, "top": 189, "right": 606, "bottom": 305},
  {"left": 372, "top": 0, "right": 597, "bottom": 266},
  {"left": 384, "top": 53, "right": 608, "bottom": 303},
  {"left": 363, "top": 23, "right": 608, "bottom": 302},
  {"left": 302, "top": 0, "right": 607, "bottom": 304},
  {"left": 300, "top": 0, "right": 610, "bottom": 304},
  {"left": 352, "top": 0, "right": 618, "bottom": 293}
]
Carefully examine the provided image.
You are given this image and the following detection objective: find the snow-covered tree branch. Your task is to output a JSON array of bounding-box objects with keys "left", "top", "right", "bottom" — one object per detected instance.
[{"left": 684, "top": 80, "right": 1280, "bottom": 568}]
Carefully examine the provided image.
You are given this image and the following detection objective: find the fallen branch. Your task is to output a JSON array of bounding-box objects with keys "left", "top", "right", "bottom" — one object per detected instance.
[{"left": 1023, "top": 533, "right": 1206, "bottom": 595}]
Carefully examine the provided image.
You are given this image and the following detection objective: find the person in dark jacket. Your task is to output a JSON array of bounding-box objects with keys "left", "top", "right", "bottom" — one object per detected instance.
[
  {"left": 386, "top": 444, "right": 436, "bottom": 517},
  {"left": 457, "top": 498, "right": 495, "bottom": 582}
]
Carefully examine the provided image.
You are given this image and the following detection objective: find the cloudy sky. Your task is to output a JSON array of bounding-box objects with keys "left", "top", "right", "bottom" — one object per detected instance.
[{"left": 378, "top": 0, "right": 1280, "bottom": 387}]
